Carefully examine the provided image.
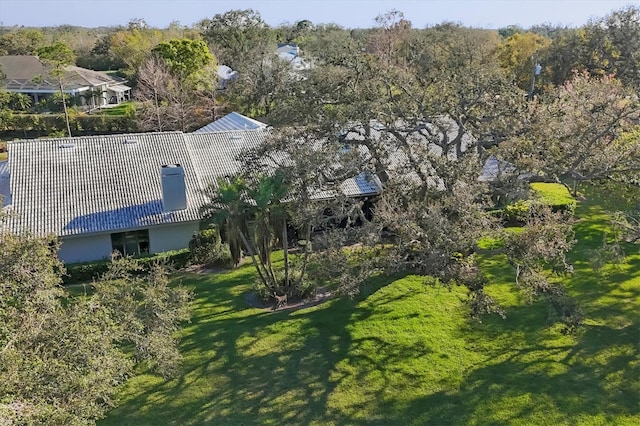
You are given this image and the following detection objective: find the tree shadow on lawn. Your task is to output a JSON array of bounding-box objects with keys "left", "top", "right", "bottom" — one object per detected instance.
[
  {"left": 103, "top": 237, "right": 640, "bottom": 426},
  {"left": 383, "top": 307, "right": 640, "bottom": 425},
  {"left": 175, "top": 268, "right": 257, "bottom": 319},
  {"left": 383, "top": 184, "right": 640, "bottom": 425},
  {"left": 101, "top": 272, "right": 412, "bottom": 425},
  {"left": 428, "top": 247, "right": 640, "bottom": 424}
]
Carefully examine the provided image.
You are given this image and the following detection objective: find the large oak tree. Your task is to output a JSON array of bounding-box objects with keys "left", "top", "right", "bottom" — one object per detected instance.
[{"left": 0, "top": 229, "right": 191, "bottom": 424}]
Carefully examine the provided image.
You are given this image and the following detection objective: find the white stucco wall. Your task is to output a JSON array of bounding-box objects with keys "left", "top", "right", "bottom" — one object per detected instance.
[
  {"left": 149, "top": 222, "right": 199, "bottom": 254},
  {"left": 58, "top": 221, "right": 199, "bottom": 264},
  {"left": 59, "top": 233, "right": 113, "bottom": 263}
]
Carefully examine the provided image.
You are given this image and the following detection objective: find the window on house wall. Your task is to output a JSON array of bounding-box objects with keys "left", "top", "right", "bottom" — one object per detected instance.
[{"left": 110, "top": 230, "right": 150, "bottom": 256}]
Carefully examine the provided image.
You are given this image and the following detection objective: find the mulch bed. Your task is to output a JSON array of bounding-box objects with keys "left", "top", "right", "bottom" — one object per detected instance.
[
  {"left": 245, "top": 287, "right": 334, "bottom": 312},
  {"left": 186, "top": 264, "right": 334, "bottom": 312}
]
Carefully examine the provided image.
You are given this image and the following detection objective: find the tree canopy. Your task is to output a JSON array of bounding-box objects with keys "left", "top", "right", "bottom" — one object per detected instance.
[
  {"left": 0, "top": 230, "right": 191, "bottom": 424},
  {"left": 152, "top": 38, "right": 215, "bottom": 78}
]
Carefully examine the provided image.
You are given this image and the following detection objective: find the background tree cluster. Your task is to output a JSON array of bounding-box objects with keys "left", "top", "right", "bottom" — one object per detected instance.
[{"left": 1, "top": 6, "right": 639, "bottom": 132}]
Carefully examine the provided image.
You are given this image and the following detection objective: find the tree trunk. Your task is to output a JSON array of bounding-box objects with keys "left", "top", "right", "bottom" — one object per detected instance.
[
  {"left": 154, "top": 88, "right": 162, "bottom": 132},
  {"left": 59, "top": 78, "right": 72, "bottom": 137},
  {"left": 238, "top": 230, "right": 274, "bottom": 291},
  {"left": 282, "top": 217, "right": 289, "bottom": 291},
  {"left": 295, "top": 223, "right": 313, "bottom": 289}
]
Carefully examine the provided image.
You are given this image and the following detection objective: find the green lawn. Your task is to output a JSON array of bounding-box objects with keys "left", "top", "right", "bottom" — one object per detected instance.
[
  {"left": 101, "top": 184, "right": 640, "bottom": 425},
  {"left": 98, "top": 102, "right": 136, "bottom": 116}
]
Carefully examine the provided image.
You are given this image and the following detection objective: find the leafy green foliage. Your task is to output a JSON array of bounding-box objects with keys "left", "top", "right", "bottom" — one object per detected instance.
[
  {"left": 1, "top": 113, "right": 139, "bottom": 139},
  {"left": 0, "top": 28, "right": 44, "bottom": 55},
  {"left": 36, "top": 41, "right": 76, "bottom": 69},
  {"left": 497, "top": 31, "right": 551, "bottom": 90},
  {"left": 188, "top": 228, "right": 232, "bottom": 267},
  {"left": 499, "top": 72, "right": 640, "bottom": 192},
  {"left": 502, "top": 206, "right": 580, "bottom": 332},
  {"left": 503, "top": 199, "right": 532, "bottom": 225},
  {"left": 199, "top": 9, "right": 273, "bottom": 70},
  {"left": 108, "top": 27, "right": 167, "bottom": 75},
  {"left": 0, "top": 232, "right": 192, "bottom": 424},
  {"left": 62, "top": 249, "right": 191, "bottom": 284},
  {"left": 152, "top": 38, "right": 214, "bottom": 78}
]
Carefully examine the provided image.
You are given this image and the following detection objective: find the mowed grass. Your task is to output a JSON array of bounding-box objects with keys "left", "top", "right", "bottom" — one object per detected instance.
[
  {"left": 98, "top": 102, "right": 135, "bottom": 116},
  {"left": 101, "top": 184, "right": 640, "bottom": 425}
]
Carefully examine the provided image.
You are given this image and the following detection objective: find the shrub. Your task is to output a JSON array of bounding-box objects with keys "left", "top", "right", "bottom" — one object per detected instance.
[
  {"left": 188, "top": 228, "right": 233, "bottom": 268},
  {"left": 63, "top": 249, "right": 191, "bottom": 284},
  {"left": 1, "top": 113, "right": 139, "bottom": 138},
  {"left": 503, "top": 200, "right": 531, "bottom": 225},
  {"left": 63, "top": 259, "right": 110, "bottom": 284}
]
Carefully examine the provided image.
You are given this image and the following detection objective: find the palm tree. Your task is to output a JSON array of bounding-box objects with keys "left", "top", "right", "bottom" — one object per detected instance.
[
  {"left": 9, "top": 93, "right": 32, "bottom": 112},
  {"left": 79, "top": 86, "right": 105, "bottom": 112},
  {"left": 200, "top": 172, "right": 298, "bottom": 298}
]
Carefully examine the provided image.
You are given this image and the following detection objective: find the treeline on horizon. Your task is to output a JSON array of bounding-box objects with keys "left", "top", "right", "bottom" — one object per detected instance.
[{"left": 0, "top": 6, "right": 638, "bottom": 93}]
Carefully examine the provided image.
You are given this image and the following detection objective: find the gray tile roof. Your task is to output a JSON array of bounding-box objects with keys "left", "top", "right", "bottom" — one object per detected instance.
[
  {"left": 194, "top": 112, "right": 268, "bottom": 133},
  {"left": 7, "top": 133, "right": 189, "bottom": 236},
  {"left": 4, "top": 122, "right": 384, "bottom": 238},
  {"left": 6, "top": 131, "right": 266, "bottom": 236},
  {"left": 185, "top": 131, "right": 265, "bottom": 189},
  {"left": 8, "top": 114, "right": 485, "bottom": 238}
]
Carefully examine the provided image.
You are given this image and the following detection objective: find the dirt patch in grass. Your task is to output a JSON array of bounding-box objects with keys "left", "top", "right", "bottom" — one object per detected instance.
[
  {"left": 185, "top": 263, "right": 334, "bottom": 312},
  {"left": 245, "top": 287, "right": 334, "bottom": 312}
]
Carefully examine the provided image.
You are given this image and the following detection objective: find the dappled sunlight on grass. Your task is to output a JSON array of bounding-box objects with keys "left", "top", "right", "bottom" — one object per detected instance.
[{"left": 101, "top": 183, "right": 640, "bottom": 425}]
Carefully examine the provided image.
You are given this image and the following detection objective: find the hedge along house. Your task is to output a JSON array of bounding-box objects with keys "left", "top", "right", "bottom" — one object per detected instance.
[{"left": 2, "top": 129, "right": 270, "bottom": 263}]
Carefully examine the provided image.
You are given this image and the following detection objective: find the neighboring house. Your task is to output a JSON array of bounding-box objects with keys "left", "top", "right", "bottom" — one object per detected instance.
[
  {"left": 1, "top": 113, "right": 380, "bottom": 263},
  {"left": 0, "top": 55, "right": 131, "bottom": 108},
  {"left": 276, "top": 43, "right": 312, "bottom": 74},
  {"left": 217, "top": 64, "right": 239, "bottom": 90}
]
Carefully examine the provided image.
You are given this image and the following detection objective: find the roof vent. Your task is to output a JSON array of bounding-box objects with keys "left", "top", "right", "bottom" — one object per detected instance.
[
  {"left": 123, "top": 138, "right": 138, "bottom": 145},
  {"left": 229, "top": 134, "right": 243, "bottom": 142},
  {"left": 58, "top": 142, "right": 76, "bottom": 149}
]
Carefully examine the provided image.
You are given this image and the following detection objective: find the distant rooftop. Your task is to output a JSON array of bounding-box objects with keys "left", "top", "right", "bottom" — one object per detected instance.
[
  {"left": 194, "top": 112, "right": 268, "bottom": 133},
  {"left": 0, "top": 55, "right": 127, "bottom": 92}
]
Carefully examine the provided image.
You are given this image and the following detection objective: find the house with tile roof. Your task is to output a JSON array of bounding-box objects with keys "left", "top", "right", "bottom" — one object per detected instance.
[
  {"left": 0, "top": 55, "right": 131, "bottom": 108},
  {"left": 0, "top": 111, "right": 490, "bottom": 264},
  {"left": 0, "top": 113, "right": 382, "bottom": 263},
  {"left": 2, "top": 129, "right": 266, "bottom": 262}
]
